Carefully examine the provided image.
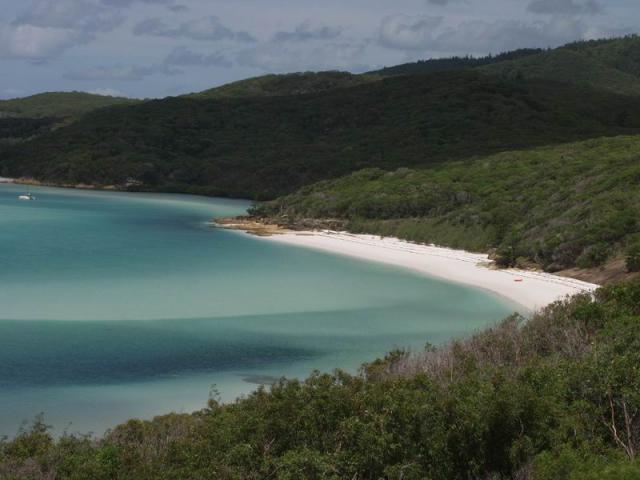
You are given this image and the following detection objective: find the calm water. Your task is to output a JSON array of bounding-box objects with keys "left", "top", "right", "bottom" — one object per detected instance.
[{"left": 0, "top": 184, "right": 512, "bottom": 436}]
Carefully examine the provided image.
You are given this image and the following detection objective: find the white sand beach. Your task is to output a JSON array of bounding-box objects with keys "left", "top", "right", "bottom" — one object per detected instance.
[
  {"left": 0, "top": 177, "right": 14, "bottom": 183},
  {"left": 262, "top": 230, "right": 599, "bottom": 312}
]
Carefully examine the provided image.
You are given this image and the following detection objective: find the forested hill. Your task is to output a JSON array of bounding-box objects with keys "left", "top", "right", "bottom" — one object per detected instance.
[
  {"left": 481, "top": 36, "right": 640, "bottom": 96},
  {"left": 3, "top": 71, "right": 640, "bottom": 199},
  {"left": 0, "top": 92, "right": 139, "bottom": 143},
  {"left": 188, "top": 71, "right": 381, "bottom": 99},
  {"left": 0, "top": 92, "right": 137, "bottom": 120},
  {"left": 253, "top": 135, "right": 640, "bottom": 276},
  {"left": 369, "top": 36, "right": 640, "bottom": 96},
  {"left": 369, "top": 48, "right": 544, "bottom": 76}
]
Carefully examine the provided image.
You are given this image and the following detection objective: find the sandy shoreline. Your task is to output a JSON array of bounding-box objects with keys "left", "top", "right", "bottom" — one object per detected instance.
[{"left": 255, "top": 230, "right": 598, "bottom": 312}]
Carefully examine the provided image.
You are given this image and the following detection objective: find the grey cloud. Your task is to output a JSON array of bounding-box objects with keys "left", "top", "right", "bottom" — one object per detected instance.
[
  {"left": 427, "top": 0, "right": 466, "bottom": 4},
  {"left": 237, "top": 39, "right": 370, "bottom": 73},
  {"left": 168, "top": 5, "right": 189, "bottom": 13},
  {"left": 273, "top": 22, "right": 342, "bottom": 42},
  {"left": 100, "top": 0, "right": 173, "bottom": 6},
  {"left": 1, "top": 0, "right": 123, "bottom": 61},
  {"left": 0, "top": 24, "right": 84, "bottom": 60},
  {"left": 15, "top": 0, "right": 124, "bottom": 33},
  {"left": 64, "top": 45, "right": 232, "bottom": 83},
  {"left": 378, "top": 14, "right": 617, "bottom": 54},
  {"left": 528, "top": 0, "right": 603, "bottom": 15},
  {"left": 164, "top": 46, "right": 232, "bottom": 67},
  {"left": 133, "top": 16, "right": 256, "bottom": 43},
  {"left": 378, "top": 15, "right": 443, "bottom": 50},
  {"left": 65, "top": 63, "right": 180, "bottom": 81}
]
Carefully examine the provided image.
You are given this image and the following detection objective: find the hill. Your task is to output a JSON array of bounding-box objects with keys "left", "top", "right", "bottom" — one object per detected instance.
[
  {"left": 2, "top": 71, "right": 640, "bottom": 199},
  {"left": 253, "top": 136, "right": 640, "bottom": 273},
  {"left": 0, "top": 92, "right": 139, "bottom": 144},
  {"left": 481, "top": 35, "right": 640, "bottom": 96},
  {"left": 368, "top": 36, "right": 640, "bottom": 96},
  {"left": 369, "top": 48, "right": 544, "bottom": 76},
  {"left": 189, "top": 71, "right": 380, "bottom": 99},
  {"left": 2, "top": 280, "right": 640, "bottom": 479},
  {"left": 0, "top": 92, "right": 138, "bottom": 120}
]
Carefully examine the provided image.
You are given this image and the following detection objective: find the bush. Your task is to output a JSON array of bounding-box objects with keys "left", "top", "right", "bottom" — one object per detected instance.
[
  {"left": 626, "top": 242, "right": 640, "bottom": 272},
  {"left": 577, "top": 243, "right": 610, "bottom": 269}
]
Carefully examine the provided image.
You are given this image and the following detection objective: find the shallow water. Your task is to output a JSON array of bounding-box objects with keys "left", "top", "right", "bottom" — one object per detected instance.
[{"left": 0, "top": 184, "right": 512, "bottom": 436}]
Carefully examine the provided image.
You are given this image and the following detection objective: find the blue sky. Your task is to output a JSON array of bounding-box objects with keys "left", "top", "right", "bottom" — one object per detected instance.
[{"left": 0, "top": 0, "right": 637, "bottom": 99}]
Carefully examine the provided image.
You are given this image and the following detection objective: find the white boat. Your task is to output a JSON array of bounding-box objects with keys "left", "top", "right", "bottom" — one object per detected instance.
[{"left": 18, "top": 192, "right": 36, "bottom": 201}]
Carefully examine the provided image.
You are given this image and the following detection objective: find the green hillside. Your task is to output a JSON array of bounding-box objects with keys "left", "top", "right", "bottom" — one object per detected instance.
[
  {"left": 0, "top": 92, "right": 140, "bottom": 144},
  {"left": 2, "top": 280, "right": 640, "bottom": 479},
  {"left": 369, "top": 48, "right": 544, "bottom": 76},
  {"left": 0, "top": 92, "right": 138, "bottom": 120},
  {"left": 3, "top": 71, "right": 640, "bottom": 199},
  {"left": 481, "top": 36, "right": 640, "bottom": 96},
  {"left": 254, "top": 136, "right": 640, "bottom": 271},
  {"left": 189, "top": 71, "right": 381, "bottom": 99}
]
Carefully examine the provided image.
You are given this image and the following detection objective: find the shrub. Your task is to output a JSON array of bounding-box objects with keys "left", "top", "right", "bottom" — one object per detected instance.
[
  {"left": 577, "top": 243, "right": 610, "bottom": 269},
  {"left": 626, "top": 242, "right": 640, "bottom": 272}
]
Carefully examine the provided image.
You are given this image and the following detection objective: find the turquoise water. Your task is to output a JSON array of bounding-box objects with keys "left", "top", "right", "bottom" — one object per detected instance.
[{"left": 0, "top": 184, "right": 512, "bottom": 436}]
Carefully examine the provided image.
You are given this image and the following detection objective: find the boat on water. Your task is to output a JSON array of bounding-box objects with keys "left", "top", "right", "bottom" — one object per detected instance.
[{"left": 18, "top": 192, "right": 36, "bottom": 201}]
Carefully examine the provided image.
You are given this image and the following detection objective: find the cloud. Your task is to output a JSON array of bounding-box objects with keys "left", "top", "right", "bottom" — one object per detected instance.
[
  {"left": 65, "top": 45, "right": 233, "bottom": 83},
  {"left": 0, "top": 24, "right": 84, "bottom": 60},
  {"left": 1, "top": 0, "right": 124, "bottom": 61},
  {"left": 527, "top": 0, "right": 604, "bottom": 15},
  {"left": 164, "top": 46, "right": 232, "bottom": 67},
  {"left": 65, "top": 63, "right": 179, "bottom": 81},
  {"left": 237, "top": 39, "right": 370, "bottom": 73},
  {"left": 133, "top": 15, "right": 256, "bottom": 43},
  {"left": 273, "top": 22, "right": 342, "bottom": 43},
  {"left": 379, "top": 15, "right": 443, "bottom": 50},
  {"left": 100, "top": 0, "right": 172, "bottom": 6},
  {"left": 168, "top": 4, "right": 188, "bottom": 13},
  {"left": 377, "top": 14, "right": 620, "bottom": 54},
  {"left": 15, "top": 0, "right": 124, "bottom": 33},
  {"left": 427, "top": 0, "right": 466, "bottom": 4}
]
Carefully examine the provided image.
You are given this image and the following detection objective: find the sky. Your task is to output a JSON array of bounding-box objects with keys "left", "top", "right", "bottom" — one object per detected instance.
[{"left": 0, "top": 0, "right": 637, "bottom": 99}]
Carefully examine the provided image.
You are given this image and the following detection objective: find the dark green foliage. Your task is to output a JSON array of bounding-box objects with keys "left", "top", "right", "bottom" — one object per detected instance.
[
  {"left": 0, "top": 92, "right": 139, "bottom": 143},
  {"left": 2, "top": 281, "right": 640, "bottom": 478},
  {"left": 482, "top": 35, "right": 640, "bottom": 96},
  {"left": 0, "top": 92, "right": 137, "bottom": 120},
  {"left": 0, "top": 118, "right": 58, "bottom": 142},
  {"left": 369, "top": 48, "right": 544, "bottom": 76},
  {"left": 627, "top": 242, "right": 640, "bottom": 272},
  {"left": 256, "top": 136, "right": 640, "bottom": 270},
  {"left": 188, "top": 71, "right": 381, "bottom": 99},
  {"left": 3, "top": 72, "right": 640, "bottom": 199}
]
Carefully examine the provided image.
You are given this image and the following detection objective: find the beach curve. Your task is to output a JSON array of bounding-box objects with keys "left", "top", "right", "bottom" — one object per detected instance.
[{"left": 256, "top": 230, "right": 599, "bottom": 312}]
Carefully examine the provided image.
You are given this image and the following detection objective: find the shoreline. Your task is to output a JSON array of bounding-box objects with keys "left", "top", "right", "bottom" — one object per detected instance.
[
  {"left": 7, "top": 177, "right": 124, "bottom": 191},
  {"left": 218, "top": 219, "right": 598, "bottom": 312}
]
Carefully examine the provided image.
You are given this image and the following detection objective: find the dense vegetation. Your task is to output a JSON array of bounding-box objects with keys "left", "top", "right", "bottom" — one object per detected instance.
[
  {"left": 3, "top": 71, "right": 640, "bottom": 198},
  {"left": 0, "top": 92, "right": 137, "bottom": 120},
  {"left": 482, "top": 35, "right": 640, "bottom": 96},
  {"left": 0, "top": 118, "right": 58, "bottom": 143},
  {"left": 2, "top": 280, "right": 640, "bottom": 479},
  {"left": 369, "top": 48, "right": 544, "bottom": 76},
  {"left": 254, "top": 136, "right": 640, "bottom": 271},
  {"left": 189, "top": 71, "right": 380, "bottom": 99},
  {"left": 0, "top": 92, "right": 139, "bottom": 142}
]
